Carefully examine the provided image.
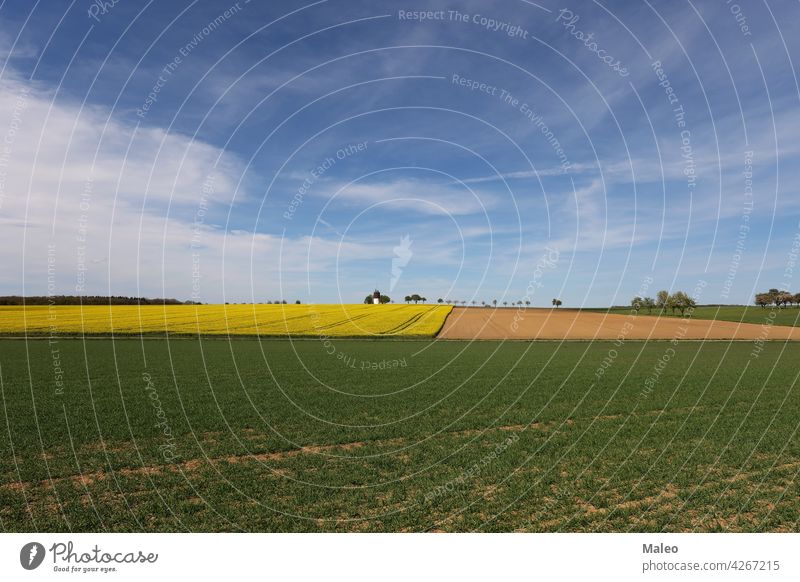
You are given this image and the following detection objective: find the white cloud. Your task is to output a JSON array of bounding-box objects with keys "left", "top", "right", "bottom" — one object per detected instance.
[
  {"left": 317, "top": 178, "right": 496, "bottom": 216},
  {"left": 0, "top": 75, "right": 382, "bottom": 302}
]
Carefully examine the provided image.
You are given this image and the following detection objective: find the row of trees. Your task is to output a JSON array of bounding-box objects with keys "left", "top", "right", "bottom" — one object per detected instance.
[
  {"left": 437, "top": 299, "right": 499, "bottom": 306},
  {"left": 222, "top": 300, "right": 301, "bottom": 304},
  {"left": 0, "top": 296, "right": 313, "bottom": 306},
  {"left": 364, "top": 293, "right": 567, "bottom": 307},
  {"left": 431, "top": 298, "right": 563, "bottom": 307},
  {"left": 754, "top": 289, "right": 800, "bottom": 308},
  {"left": 631, "top": 290, "right": 696, "bottom": 316},
  {"left": 0, "top": 295, "right": 186, "bottom": 305},
  {"left": 404, "top": 294, "right": 427, "bottom": 303}
]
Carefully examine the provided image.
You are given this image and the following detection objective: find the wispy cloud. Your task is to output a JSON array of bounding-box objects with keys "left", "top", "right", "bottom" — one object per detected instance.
[{"left": 317, "top": 178, "right": 496, "bottom": 216}]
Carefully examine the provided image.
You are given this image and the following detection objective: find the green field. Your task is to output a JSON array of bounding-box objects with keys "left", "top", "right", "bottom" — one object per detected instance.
[
  {"left": 595, "top": 305, "right": 800, "bottom": 327},
  {"left": 1, "top": 338, "right": 798, "bottom": 532}
]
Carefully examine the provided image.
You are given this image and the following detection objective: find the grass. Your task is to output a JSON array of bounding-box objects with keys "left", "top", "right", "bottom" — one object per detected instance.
[
  {"left": 0, "top": 304, "right": 452, "bottom": 338},
  {"left": 1, "top": 338, "right": 798, "bottom": 532},
  {"left": 593, "top": 305, "right": 800, "bottom": 327}
]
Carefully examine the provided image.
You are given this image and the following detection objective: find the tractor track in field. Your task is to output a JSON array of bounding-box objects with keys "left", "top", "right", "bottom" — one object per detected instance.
[
  {"left": 380, "top": 306, "right": 441, "bottom": 335},
  {"left": 2, "top": 402, "right": 779, "bottom": 493},
  {"left": 2, "top": 420, "right": 555, "bottom": 492}
]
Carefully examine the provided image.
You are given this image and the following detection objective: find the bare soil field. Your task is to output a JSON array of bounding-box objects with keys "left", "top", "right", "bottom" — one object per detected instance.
[{"left": 437, "top": 307, "right": 800, "bottom": 340}]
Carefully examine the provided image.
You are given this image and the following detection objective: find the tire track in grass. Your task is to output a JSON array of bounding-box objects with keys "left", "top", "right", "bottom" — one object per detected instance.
[{"left": 0, "top": 419, "right": 559, "bottom": 492}]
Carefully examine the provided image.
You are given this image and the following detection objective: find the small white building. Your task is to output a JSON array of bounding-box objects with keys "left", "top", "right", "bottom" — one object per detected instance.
[{"left": 372, "top": 290, "right": 381, "bottom": 304}]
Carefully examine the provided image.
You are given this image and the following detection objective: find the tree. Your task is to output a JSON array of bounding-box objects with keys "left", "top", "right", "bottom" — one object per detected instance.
[
  {"left": 656, "top": 290, "right": 669, "bottom": 313},
  {"left": 552, "top": 298, "right": 562, "bottom": 308},
  {"left": 295, "top": 300, "right": 301, "bottom": 304},
  {"left": 794, "top": 293, "right": 800, "bottom": 307},
  {"left": 670, "top": 291, "right": 695, "bottom": 317},
  {"left": 755, "top": 293, "right": 771, "bottom": 308},
  {"left": 666, "top": 293, "right": 678, "bottom": 315},
  {"left": 685, "top": 294, "right": 697, "bottom": 315},
  {"left": 768, "top": 288, "right": 780, "bottom": 303},
  {"left": 525, "top": 301, "right": 531, "bottom": 306},
  {"left": 380, "top": 294, "right": 391, "bottom": 304},
  {"left": 777, "top": 291, "right": 793, "bottom": 308},
  {"left": 631, "top": 296, "right": 643, "bottom": 313},
  {"left": 492, "top": 299, "right": 497, "bottom": 307},
  {"left": 404, "top": 295, "right": 412, "bottom": 304},
  {"left": 410, "top": 294, "right": 422, "bottom": 304},
  {"left": 643, "top": 297, "right": 655, "bottom": 313},
  {"left": 437, "top": 298, "right": 444, "bottom": 303},
  {"left": 503, "top": 301, "right": 507, "bottom": 307}
]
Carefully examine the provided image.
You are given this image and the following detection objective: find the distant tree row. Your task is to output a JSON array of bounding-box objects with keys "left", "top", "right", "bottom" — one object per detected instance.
[
  {"left": 438, "top": 298, "right": 475, "bottom": 305},
  {"left": 431, "top": 298, "right": 556, "bottom": 307},
  {"left": 754, "top": 289, "right": 800, "bottom": 308},
  {"left": 0, "top": 296, "right": 313, "bottom": 306},
  {"left": 0, "top": 295, "right": 187, "bottom": 306},
  {"left": 404, "top": 294, "right": 426, "bottom": 304},
  {"left": 631, "top": 290, "right": 696, "bottom": 316}
]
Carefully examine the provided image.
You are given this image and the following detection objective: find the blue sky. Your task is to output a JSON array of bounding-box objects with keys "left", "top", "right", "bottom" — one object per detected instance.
[{"left": 1, "top": 0, "right": 799, "bottom": 306}]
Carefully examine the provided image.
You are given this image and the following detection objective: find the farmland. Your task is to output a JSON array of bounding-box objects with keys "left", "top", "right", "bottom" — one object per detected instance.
[
  {"left": 0, "top": 304, "right": 452, "bottom": 338},
  {"left": 1, "top": 338, "right": 797, "bottom": 532},
  {"left": 438, "top": 307, "right": 800, "bottom": 340},
  {"left": 596, "top": 305, "right": 800, "bottom": 328},
  {"left": 5, "top": 304, "right": 800, "bottom": 341}
]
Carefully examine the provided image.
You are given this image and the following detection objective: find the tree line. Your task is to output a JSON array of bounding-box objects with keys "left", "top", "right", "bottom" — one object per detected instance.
[
  {"left": 0, "top": 295, "right": 188, "bottom": 305},
  {"left": 630, "top": 290, "right": 697, "bottom": 316},
  {"left": 0, "top": 296, "right": 310, "bottom": 306},
  {"left": 361, "top": 294, "right": 567, "bottom": 307},
  {"left": 434, "top": 298, "right": 562, "bottom": 307},
  {"left": 754, "top": 289, "right": 800, "bottom": 308}
]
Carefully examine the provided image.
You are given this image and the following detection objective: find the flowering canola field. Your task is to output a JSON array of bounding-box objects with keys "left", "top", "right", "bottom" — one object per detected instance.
[{"left": 0, "top": 304, "right": 453, "bottom": 337}]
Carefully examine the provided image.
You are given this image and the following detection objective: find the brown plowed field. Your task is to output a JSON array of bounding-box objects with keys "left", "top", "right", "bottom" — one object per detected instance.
[{"left": 437, "top": 307, "right": 800, "bottom": 340}]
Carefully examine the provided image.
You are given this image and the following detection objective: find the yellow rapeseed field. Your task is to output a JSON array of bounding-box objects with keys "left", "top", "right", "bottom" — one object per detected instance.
[{"left": 0, "top": 304, "right": 453, "bottom": 337}]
